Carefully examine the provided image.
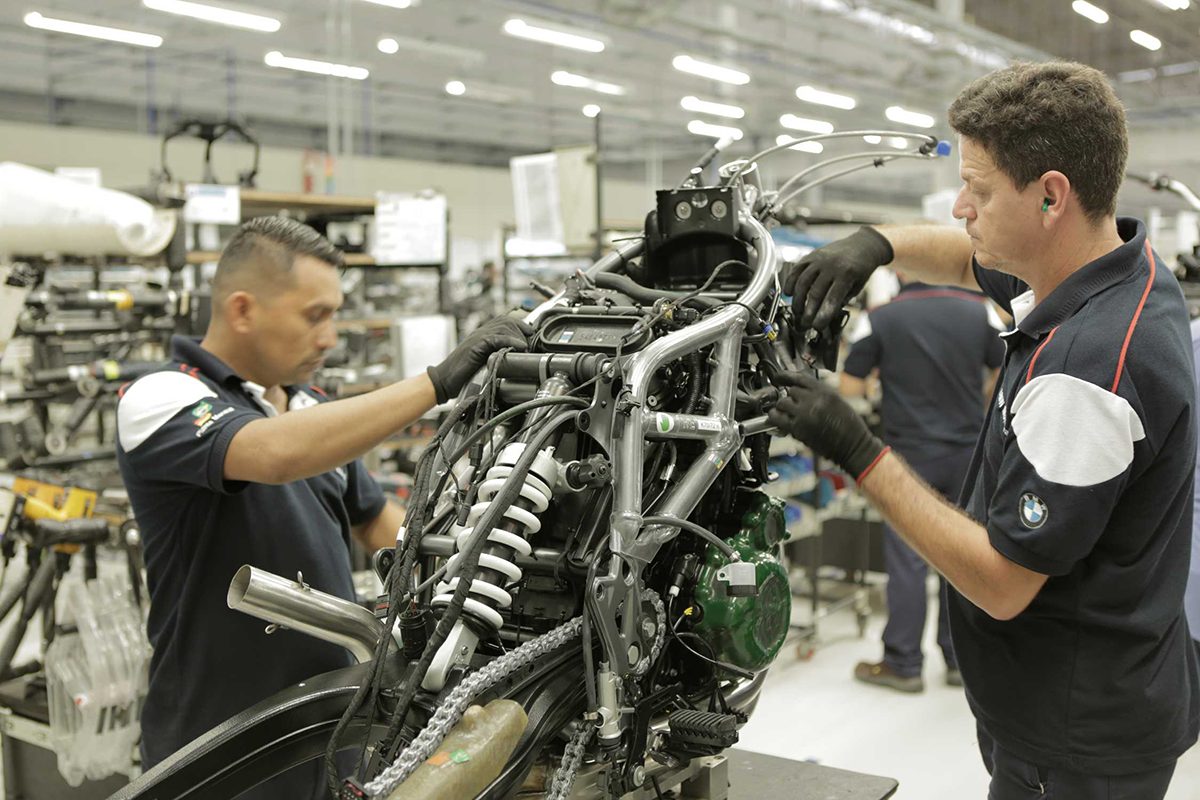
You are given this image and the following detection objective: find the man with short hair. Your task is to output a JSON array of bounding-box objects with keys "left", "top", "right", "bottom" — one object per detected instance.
[
  {"left": 771, "top": 62, "right": 1199, "bottom": 798},
  {"left": 116, "top": 216, "right": 527, "bottom": 798}
]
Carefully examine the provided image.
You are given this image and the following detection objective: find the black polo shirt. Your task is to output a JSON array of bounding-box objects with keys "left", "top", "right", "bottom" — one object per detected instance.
[
  {"left": 115, "top": 336, "right": 386, "bottom": 769},
  {"left": 844, "top": 282, "right": 1004, "bottom": 462},
  {"left": 954, "top": 218, "right": 1200, "bottom": 774}
]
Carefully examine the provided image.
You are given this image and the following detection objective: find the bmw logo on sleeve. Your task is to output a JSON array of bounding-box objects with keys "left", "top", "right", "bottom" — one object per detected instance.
[{"left": 1019, "top": 493, "right": 1048, "bottom": 529}]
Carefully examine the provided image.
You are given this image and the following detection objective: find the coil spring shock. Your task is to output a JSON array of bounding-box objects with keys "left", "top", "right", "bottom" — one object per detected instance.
[{"left": 432, "top": 441, "right": 559, "bottom": 632}]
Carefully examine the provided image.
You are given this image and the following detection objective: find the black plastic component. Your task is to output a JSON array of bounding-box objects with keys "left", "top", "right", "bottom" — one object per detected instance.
[
  {"left": 537, "top": 313, "right": 651, "bottom": 354},
  {"left": 657, "top": 187, "right": 738, "bottom": 239},
  {"left": 666, "top": 709, "right": 740, "bottom": 756},
  {"left": 670, "top": 553, "right": 700, "bottom": 597},
  {"left": 510, "top": 575, "right": 578, "bottom": 634},
  {"left": 637, "top": 187, "right": 750, "bottom": 291},
  {"left": 590, "top": 273, "right": 721, "bottom": 311},
  {"left": 371, "top": 547, "right": 395, "bottom": 585},
  {"left": 565, "top": 455, "right": 611, "bottom": 490},
  {"left": 493, "top": 352, "right": 608, "bottom": 385},
  {"left": 808, "top": 308, "right": 849, "bottom": 371},
  {"left": 399, "top": 604, "right": 431, "bottom": 660}
]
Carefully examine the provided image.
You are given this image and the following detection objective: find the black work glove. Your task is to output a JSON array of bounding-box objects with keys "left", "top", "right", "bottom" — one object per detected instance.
[
  {"left": 783, "top": 226, "right": 893, "bottom": 331},
  {"left": 427, "top": 316, "right": 532, "bottom": 404},
  {"left": 767, "top": 371, "right": 888, "bottom": 482}
]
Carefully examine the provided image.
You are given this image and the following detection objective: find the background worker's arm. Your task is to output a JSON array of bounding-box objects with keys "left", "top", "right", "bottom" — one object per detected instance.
[
  {"left": 839, "top": 373, "right": 869, "bottom": 398},
  {"left": 353, "top": 498, "right": 406, "bottom": 553}
]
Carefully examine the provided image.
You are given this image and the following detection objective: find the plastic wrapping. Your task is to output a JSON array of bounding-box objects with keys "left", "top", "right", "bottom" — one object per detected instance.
[
  {"left": 387, "top": 699, "right": 528, "bottom": 800},
  {"left": 0, "top": 162, "right": 177, "bottom": 257},
  {"left": 44, "top": 576, "right": 151, "bottom": 786}
]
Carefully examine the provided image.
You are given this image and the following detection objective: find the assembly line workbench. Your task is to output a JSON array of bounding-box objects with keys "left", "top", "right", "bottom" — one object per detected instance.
[{"left": 640, "top": 748, "right": 897, "bottom": 800}]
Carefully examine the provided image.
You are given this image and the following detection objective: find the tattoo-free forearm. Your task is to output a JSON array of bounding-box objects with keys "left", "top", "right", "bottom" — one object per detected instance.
[
  {"left": 858, "top": 452, "right": 1046, "bottom": 620},
  {"left": 225, "top": 374, "right": 438, "bottom": 484},
  {"left": 875, "top": 225, "right": 978, "bottom": 290}
]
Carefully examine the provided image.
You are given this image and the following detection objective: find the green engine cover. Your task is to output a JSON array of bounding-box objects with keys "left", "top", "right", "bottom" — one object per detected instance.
[{"left": 691, "top": 492, "right": 791, "bottom": 672}]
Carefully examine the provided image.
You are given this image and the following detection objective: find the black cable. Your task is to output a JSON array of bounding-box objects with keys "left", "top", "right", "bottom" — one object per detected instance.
[
  {"left": 672, "top": 259, "right": 747, "bottom": 306},
  {"left": 426, "top": 395, "right": 589, "bottom": 504},
  {"left": 672, "top": 632, "right": 755, "bottom": 680},
  {"left": 581, "top": 543, "right": 606, "bottom": 711},
  {"left": 378, "top": 408, "right": 579, "bottom": 753},
  {"left": 325, "top": 393, "right": 478, "bottom": 796},
  {"left": 640, "top": 515, "right": 736, "bottom": 560},
  {"left": 375, "top": 409, "right": 581, "bottom": 762}
]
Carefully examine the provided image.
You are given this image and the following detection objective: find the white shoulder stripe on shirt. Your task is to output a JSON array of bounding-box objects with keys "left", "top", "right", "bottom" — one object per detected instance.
[
  {"left": 117, "top": 371, "right": 217, "bottom": 452},
  {"left": 1011, "top": 372, "right": 1145, "bottom": 487}
]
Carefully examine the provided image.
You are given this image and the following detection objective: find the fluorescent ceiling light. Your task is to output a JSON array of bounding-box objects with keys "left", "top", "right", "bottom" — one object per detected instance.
[
  {"left": 551, "top": 70, "right": 625, "bottom": 96},
  {"left": 442, "top": 80, "right": 527, "bottom": 104},
  {"left": 863, "top": 134, "right": 882, "bottom": 144},
  {"left": 1161, "top": 60, "right": 1200, "bottom": 76},
  {"left": 503, "top": 18, "right": 605, "bottom": 52},
  {"left": 795, "top": 85, "right": 856, "bottom": 110},
  {"left": 776, "top": 135, "right": 823, "bottom": 153},
  {"left": 889, "top": 137, "right": 910, "bottom": 149},
  {"left": 1152, "top": 0, "right": 1189, "bottom": 10},
  {"left": 954, "top": 42, "right": 1008, "bottom": 69},
  {"left": 23, "top": 11, "right": 162, "bottom": 46},
  {"left": 779, "top": 113, "right": 834, "bottom": 134},
  {"left": 264, "top": 50, "right": 368, "bottom": 79},
  {"left": 885, "top": 105, "right": 935, "bottom": 128},
  {"left": 688, "top": 120, "right": 743, "bottom": 140},
  {"left": 373, "top": 34, "right": 481, "bottom": 63},
  {"left": 142, "top": 0, "right": 279, "bottom": 32},
  {"left": 1071, "top": 1, "right": 1109, "bottom": 23},
  {"left": 582, "top": 104, "right": 601, "bottom": 118},
  {"left": 1118, "top": 67, "right": 1158, "bottom": 82},
  {"left": 1130, "top": 29, "right": 1162, "bottom": 50},
  {"left": 680, "top": 95, "right": 745, "bottom": 119},
  {"left": 672, "top": 55, "right": 750, "bottom": 85},
  {"left": 361, "top": 0, "right": 416, "bottom": 8}
]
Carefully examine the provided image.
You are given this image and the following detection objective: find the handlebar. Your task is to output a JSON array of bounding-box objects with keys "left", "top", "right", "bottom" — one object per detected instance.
[{"left": 1127, "top": 172, "right": 1200, "bottom": 213}]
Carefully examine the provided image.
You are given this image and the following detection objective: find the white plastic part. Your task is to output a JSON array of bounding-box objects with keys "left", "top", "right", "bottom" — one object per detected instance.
[{"left": 422, "top": 623, "right": 480, "bottom": 691}]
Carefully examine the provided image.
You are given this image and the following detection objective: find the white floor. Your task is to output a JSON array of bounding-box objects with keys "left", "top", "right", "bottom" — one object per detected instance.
[{"left": 738, "top": 592, "right": 1200, "bottom": 799}]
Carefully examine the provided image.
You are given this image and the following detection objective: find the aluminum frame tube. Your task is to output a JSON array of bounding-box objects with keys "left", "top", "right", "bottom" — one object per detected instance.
[{"left": 611, "top": 213, "right": 776, "bottom": 547}]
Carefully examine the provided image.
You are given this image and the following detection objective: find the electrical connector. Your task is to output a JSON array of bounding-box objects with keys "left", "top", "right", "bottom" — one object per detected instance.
[{"left": 716, "top": 561, "right": 758, "bottom": 597}]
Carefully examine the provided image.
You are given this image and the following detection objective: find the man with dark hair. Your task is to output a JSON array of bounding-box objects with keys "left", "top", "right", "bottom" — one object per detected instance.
[
  {"left": 771, "top": 61, "right": 1198, "bottom": 799},
  {"left": 116, "top": 216, "right": 527, "bottom": 798}
]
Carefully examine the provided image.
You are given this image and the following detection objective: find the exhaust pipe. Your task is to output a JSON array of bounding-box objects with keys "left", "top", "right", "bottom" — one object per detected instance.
[{"left": 227, "top": 565, "right": 384, "bottom": 663}]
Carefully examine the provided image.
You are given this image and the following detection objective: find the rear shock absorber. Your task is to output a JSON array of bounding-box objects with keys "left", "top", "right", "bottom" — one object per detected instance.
[{"left": 423, "top": 375, "right": 569, "bottom": 690}]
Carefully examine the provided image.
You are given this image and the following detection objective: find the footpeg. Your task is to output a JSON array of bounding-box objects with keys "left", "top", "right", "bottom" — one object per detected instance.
[{"left": 666, "top": 709, "right": 741, "bottom": 756}]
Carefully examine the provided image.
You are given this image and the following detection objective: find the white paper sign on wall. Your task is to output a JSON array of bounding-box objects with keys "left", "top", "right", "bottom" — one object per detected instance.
[
  {"left": 372, "top": 192, "right": 448, "bottom": 265},
  {"left": 182, "top": 184, "right": 241, "bottom": 225}
]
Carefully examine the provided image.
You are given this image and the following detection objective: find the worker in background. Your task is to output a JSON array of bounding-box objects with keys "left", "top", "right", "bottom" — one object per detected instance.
[
  {"left": 770, "top": 62, "right": 1198, "bottom": 799},
  {"left": 115, "top": 216, "right": 528, "bottom": 799},
  {"left": 839, "top": 275, "right": 1003, "bottom": 692},
  {"left": 1190, "top": 316, "right": 1200, "bottom": 658}
]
